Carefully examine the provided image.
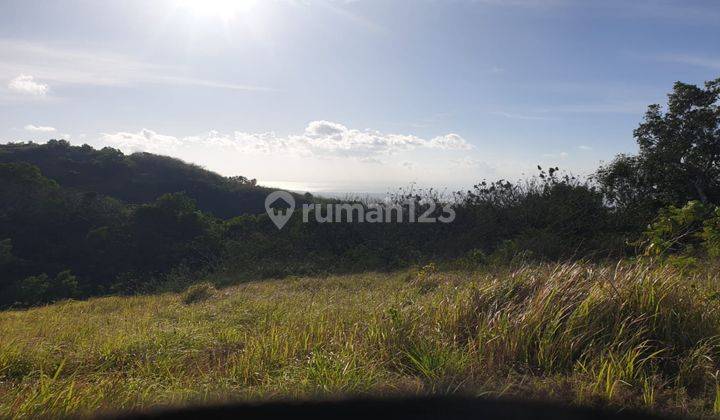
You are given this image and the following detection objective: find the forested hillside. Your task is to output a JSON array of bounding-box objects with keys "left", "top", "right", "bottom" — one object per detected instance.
[{"left": 0, "top": 141, "right": 287, "bottom": 218}]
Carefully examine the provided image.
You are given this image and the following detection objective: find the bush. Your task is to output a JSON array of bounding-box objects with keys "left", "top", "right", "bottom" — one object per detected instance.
[
  {"left": 15, "top": 274, "right": 50, "bottom": 305},
  {"left": 450, "top": 168, "right": 618, "bottom": 260},
  {"left": 12, "top": 270, "right": 81, "bottom": 306},
  {"left": 639, "top": 200, "right": 720, "bottom": 259},
  {"left": 702, "top": 208, "right": 720, "bottom": 258},
  {"left": 640, "top": 200, "right": 711, "bottom": 256},
  {"left": 182, "top": 282, "right": 216, "bottom": 304},
  {"left": 455, "top": 248, "right": 488, "bottom": 270}
]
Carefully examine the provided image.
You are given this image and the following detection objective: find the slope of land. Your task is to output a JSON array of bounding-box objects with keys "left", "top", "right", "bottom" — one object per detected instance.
[
  {"left": 1, "top": 262, "right": 719, "bottom": 418},
  {"left": 0, "top": 140, "right": 305, "bottom": 218}
]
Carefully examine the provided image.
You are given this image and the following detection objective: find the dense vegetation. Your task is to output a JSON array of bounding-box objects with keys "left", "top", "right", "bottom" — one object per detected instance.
[
  {"left": 2, "top": 262, "right": 720, "bottom": 418},
  {"left": 0, "top": 141, "right": 303, "bottom": 218},
  {"left": 0, "top": 77, "right": 718, "bottom": 308},
  {"left": 0, "top": 156, "right": 619, "bottom": 307}
]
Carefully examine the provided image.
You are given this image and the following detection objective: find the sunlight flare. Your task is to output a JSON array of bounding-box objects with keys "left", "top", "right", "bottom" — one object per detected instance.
[{"left": 178, "top": 0, "right": 258, "bottom": 20}]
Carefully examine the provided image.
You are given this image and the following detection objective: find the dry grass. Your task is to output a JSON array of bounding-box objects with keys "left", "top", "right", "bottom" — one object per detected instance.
[{"left": 1, "top": 261, "right": 720, "bottom": 418}]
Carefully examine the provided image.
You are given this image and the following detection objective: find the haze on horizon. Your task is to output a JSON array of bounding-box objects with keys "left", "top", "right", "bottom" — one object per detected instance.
[{"left": 1, "top": 0, "right": 719, "bottom": 194}]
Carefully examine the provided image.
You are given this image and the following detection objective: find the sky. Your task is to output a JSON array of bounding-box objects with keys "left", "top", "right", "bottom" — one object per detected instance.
[{"left": 1, "top": 0, "right": 719, "bottom": 194}]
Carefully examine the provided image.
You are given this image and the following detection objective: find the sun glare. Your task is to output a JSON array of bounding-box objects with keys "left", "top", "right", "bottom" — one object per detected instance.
[{"left": 179, "top": 0, "right": 258, "bottom": 20}]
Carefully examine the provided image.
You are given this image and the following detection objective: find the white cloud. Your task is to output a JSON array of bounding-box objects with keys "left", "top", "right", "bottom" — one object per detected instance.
[
  {"left": 428, "top": 133, "right": 473, "bottom": 150},
  {"left": 24, "top": 124, "right": 56, "bottom": 132},
  {"left": 305, "top": 120, "right": 348, "bottom": 137},
  {"left": 542, "top": 151, "right": 569, "bottom": 159},
  {"left": 0, "top": 40, "right": 272, "bottom": 93},
  {"left": 8, "top": 74, "right": 48, "bottom": 96},
  {"left": 289, "top": 122, "right": 471, "bottom": 156},
  {"left": 578, "top": 145, "right": 592, "bottom": 151},
  {"left": 450, "top": 157, "right": 498, "bottom": 177},
  {"left": 301, "top": 122, "right": 428, "bottom": 157},
  {"left": 401, "top": 161, "right": 415, "bottom": 170},
  {"left": 96, "top": 121, "right": 473, "bottom": 161},
  {"left": 651, "top": 53, "right": 720, "bottom": 70},
  {"left": 100, "top": 129, "right": 181, "bottom": 154}
]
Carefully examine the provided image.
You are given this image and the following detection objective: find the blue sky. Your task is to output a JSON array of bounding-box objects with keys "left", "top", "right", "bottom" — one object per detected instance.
[{"left": 1, "top": 0, "right": 719, "bottom": 193}]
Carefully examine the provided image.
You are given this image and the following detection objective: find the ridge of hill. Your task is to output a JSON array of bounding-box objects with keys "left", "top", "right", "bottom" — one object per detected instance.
[{"left": 0, "top": 140, "right": 301, "bottom": 218}]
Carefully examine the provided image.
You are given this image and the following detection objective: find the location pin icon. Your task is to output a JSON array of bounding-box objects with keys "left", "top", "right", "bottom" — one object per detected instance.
[{"left": 265, "top": 191, "right": 296, "bottom": 230}]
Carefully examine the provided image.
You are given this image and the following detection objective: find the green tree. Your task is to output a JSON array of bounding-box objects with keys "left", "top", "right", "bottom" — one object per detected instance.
[
  {"left": 598, "top": 78, "right": 720, "bottom": 210},
  {"left": 52, "top": 270, "right": 80, "bottom": 299},
  {"left": 16, "top": 274, "right": 50, "bottom": 304}
]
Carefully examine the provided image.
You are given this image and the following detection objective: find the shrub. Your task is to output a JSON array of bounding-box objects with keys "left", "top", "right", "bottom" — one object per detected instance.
[
  {"left": 11, "top": 270, "right": 81, "bottom": 306},
  {"left": 52, "top": 270, "right": 80, "bottom": 299},
  {"left": 639, "top": 201, "right": 720, "bottom": 259},
  {"left": 701, "top": 207, "right": 720, "bottom": 258},
  {"left": 640, "top": 200, "right": 711, "bottom": 256},
  {"left": 182, "top": 282, "right": 216, "bottom": 304},
  {"left": 455, "top": 248, "right": 488, "bottom": 270},
  {"left": 15, "top": 274, "right": 50, "bottom": 305}
]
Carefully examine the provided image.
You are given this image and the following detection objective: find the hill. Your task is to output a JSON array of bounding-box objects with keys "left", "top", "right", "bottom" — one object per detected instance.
[
  {"left": 0, "top": 140, "right": 295, "bottom": 218},
  {"left": 0, "top": 140, "right": 627, "bottom": 308},
  {"left": 0, "top": 143, "right": 310, "bottom": 307}
]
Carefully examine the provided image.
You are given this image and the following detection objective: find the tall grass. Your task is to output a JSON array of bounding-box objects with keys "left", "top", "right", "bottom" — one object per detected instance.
[{"left": 1, "top": 261, "right": 719, "bottom": 418}]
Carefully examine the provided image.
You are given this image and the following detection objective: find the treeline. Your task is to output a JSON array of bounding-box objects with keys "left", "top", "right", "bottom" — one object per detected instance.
[
  {"left": 0, "top": 141, "right": 306, "bottom": 218},
  {"left": 0, "top": 162, "right": 617, "bottom": 307},
  {"left": 0, "top": 162, "right": 223, "bottom": 305},
  {"left": 1, "top": 77, "right": 718, "bottom": 307}
]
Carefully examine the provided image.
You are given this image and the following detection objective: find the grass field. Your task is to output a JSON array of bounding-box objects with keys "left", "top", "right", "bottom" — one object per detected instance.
[{"left": 2, "top": 262, "right": 720, "bottom": 418}]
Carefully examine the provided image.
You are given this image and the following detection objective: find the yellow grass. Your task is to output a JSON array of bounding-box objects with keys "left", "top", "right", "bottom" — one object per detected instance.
[{"left": 1, "top": 262, "right": 720, "bottom": 418}]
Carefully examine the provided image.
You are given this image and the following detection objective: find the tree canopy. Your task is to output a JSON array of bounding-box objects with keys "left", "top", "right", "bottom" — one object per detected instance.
[{"left": 598, "top": 78, "right": 720, "bottom": 210}]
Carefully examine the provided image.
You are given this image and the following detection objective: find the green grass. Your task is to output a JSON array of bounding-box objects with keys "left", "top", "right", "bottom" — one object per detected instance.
[{"left": 1, "top": 261, "right": 720, "bottom": 418}]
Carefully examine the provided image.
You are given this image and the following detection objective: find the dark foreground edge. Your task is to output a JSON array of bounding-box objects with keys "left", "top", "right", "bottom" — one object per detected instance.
[{"left": 107, "top": 396, "right": 681, "bottom": 420}]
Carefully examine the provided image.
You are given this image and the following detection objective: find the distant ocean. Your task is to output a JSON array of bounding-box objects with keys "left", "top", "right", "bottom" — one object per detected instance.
[
  {"left": 258, "top": 181, "right": 390, "bottom": 199},
  {"left": 259, "top": 180, "right": 460, "bottom": 200}
]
